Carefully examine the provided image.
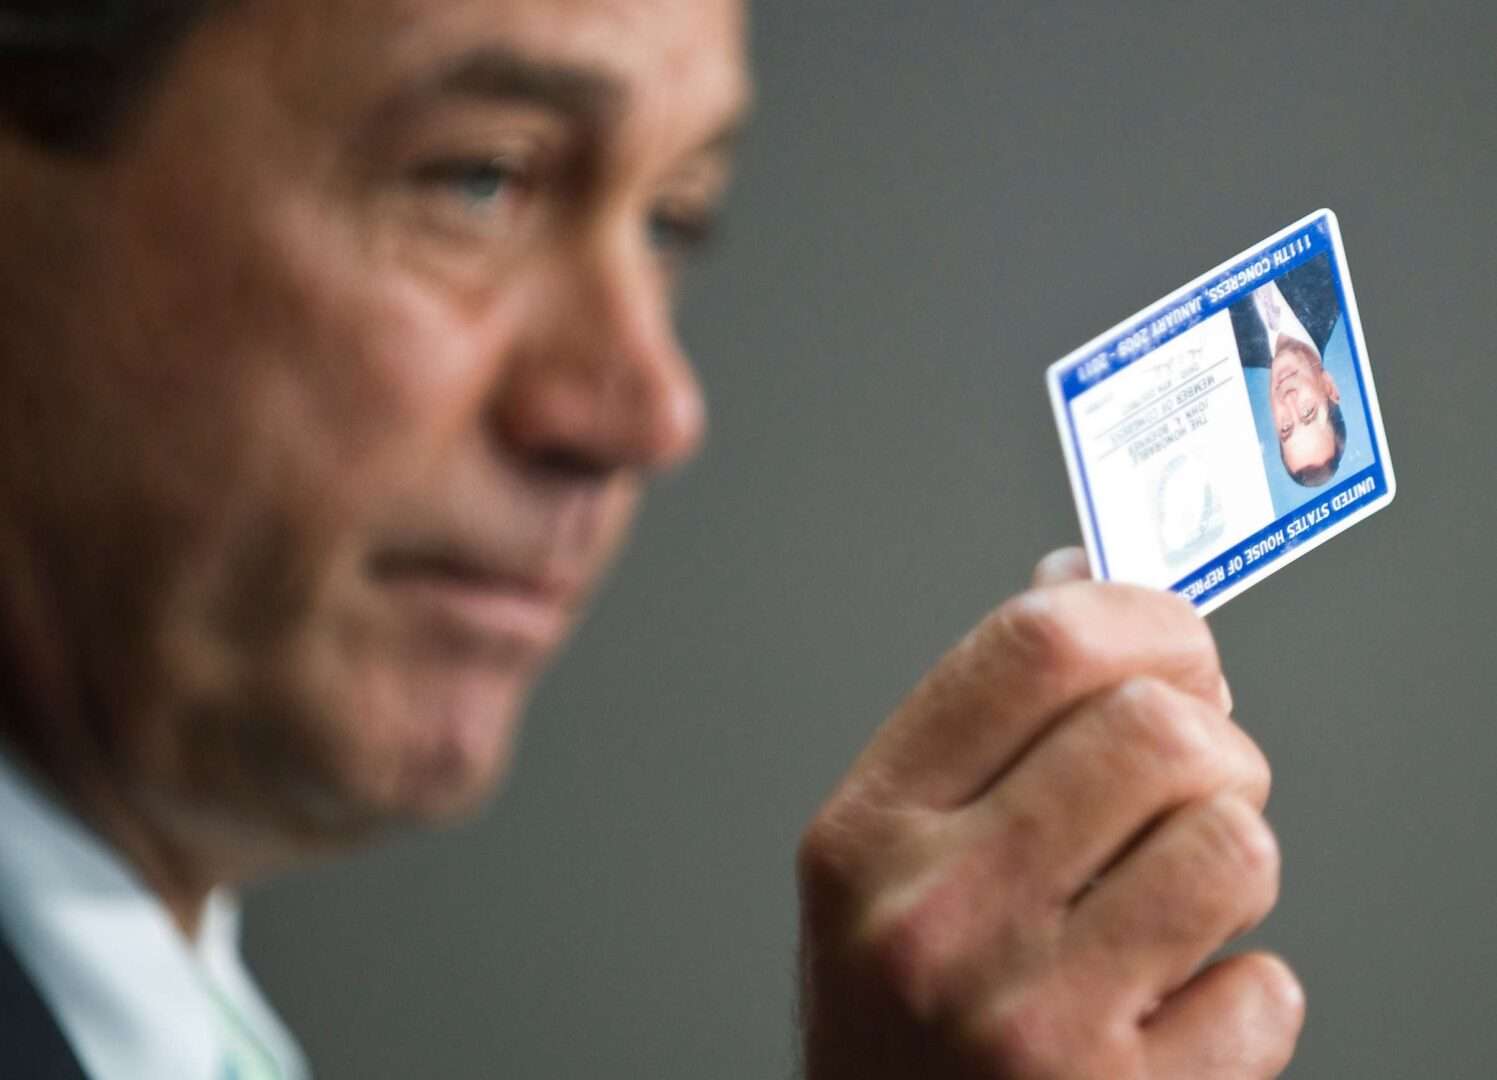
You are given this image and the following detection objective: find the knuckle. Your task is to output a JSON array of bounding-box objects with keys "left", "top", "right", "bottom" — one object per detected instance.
[
  {"left": 1153, "top": 800, "right": 1281, "bottom": 946},
  {"left": 975, "top": 998, "right": 1136, "bottom": 1080},
  {"left": 1106, "top": 677, "right": 1212, "bottom": 770},
  {"left": 1161, "top": 586, "right": 1214, "bottom": 642},
  {"left": 976, "top": 996, "right": 1066, "bottom": 1078},
  {"left": 1156, "top": 590, "right": 1226, "bottom": 676},
  {"left": 797, "top": 787, "right": 936, "bottom": 909},
  {"left": 1246, "top": 953, "right": 1307, "bottom": 1038},
  {"left": 1208, "top": 796, "right": 1281, "bottom": 880},
  {"left": 1125, "top": 579, "right": 1213, "bottom": 650},
  {"left": 1198, "top": 797, "right": 1282, "bottom": 916},
  {"left": 1102, "top": 682, "right": 1272, "bottom": 805},
  {"left": 796, "top": 810, "right": 859, "bottom": 907},
  {"left": 989, "top": 591, "right": 1090, "bottom": 679},
  {"left": 1224, "top": 955, "right": 1307, "bottom": 1077},
  {"left": 861, "top": 896, "right": 960, "bottom": 1020},
  {"left": 1241, "top": 734, "right": 1274, "bottom": 804}
]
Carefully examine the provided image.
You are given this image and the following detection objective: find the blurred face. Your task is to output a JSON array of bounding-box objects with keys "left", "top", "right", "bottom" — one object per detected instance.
[
  {"left": 0, "top": 0, "right": 749, "bottom": 854},
  {"left": 1270, "top": 340, "right": 1341, "bottom": 481}
]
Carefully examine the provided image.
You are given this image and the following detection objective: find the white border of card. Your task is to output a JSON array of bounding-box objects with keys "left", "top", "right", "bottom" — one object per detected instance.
[{"left": 1047, "top": 210, "right": 1395, "bottom": 614}]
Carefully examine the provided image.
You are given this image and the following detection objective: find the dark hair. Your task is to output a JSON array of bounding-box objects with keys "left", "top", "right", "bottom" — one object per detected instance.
[
  {"left": 1288, "top": 400, "right": 1347, "bottom": 488},
  {"left": 0, "top": 2, "right": 218, "bottom": 154}
]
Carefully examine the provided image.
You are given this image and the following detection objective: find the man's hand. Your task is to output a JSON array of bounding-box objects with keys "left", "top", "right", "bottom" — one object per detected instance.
[{"left": 797, "top": 549, "right": 1304, "bottom": 1078}]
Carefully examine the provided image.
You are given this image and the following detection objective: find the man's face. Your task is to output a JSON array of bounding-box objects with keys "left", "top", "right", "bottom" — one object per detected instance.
[
  {"left": 1270, "top": 341, "right": 1341, "bottom": 481},
  {"left": 0, "top": 0, "right": 748, "bottom": 851}
]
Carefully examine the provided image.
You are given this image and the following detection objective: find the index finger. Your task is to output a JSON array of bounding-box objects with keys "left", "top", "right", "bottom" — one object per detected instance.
[{"left": 854, "top": 581, "right": 1229, "bottom": 810}]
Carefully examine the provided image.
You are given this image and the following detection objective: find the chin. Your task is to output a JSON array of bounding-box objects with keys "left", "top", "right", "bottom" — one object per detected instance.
[
  {"left": 271, "top": 658, "right": 538, "bottom": 845},
  {"left": 400, "top": 686, "right": 530, "bottom": 823},
  {"left": 222, "top": 571, "right": 568, "bottom": 846},
  {"left": 374, "top": 665, "right": 535, "bottom": 825}
]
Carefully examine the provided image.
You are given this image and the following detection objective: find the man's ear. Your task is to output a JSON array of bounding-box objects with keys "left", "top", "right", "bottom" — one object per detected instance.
[{"left": 1321, "top": 369, "right": 1340, "bottom": 404}]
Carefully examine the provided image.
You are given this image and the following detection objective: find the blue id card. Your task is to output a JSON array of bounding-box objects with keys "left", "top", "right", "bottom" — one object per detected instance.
[{"left": 1047, "top": 210, "right": 1394, "bottom": 614}]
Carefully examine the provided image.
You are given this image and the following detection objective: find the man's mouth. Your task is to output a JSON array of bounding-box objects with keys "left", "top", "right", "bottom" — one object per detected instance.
[{"left": 366, "top": 548, "right": 581, "bottom": 656}]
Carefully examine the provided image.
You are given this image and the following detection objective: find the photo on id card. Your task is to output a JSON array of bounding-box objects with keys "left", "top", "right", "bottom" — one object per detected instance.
[{"left": 1047, "top": 210, "right": 1394, "bottom": 614}]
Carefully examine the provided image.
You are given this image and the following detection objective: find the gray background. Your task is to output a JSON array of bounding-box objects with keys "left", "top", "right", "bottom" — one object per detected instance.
[{"left": 247, "top": 3, "right": 1497, "bottom": 1076}]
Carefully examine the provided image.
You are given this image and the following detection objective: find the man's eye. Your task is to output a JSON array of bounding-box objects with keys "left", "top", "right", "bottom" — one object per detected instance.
[
  {"left": 1301, "top": 407, "right": 1316, "bottom": 423},
  {"left": 647, "top": 210, "right": 716, "bottom": 260},
  {"left": 412, "top": 158, "right": 524, "bottom": 209}
]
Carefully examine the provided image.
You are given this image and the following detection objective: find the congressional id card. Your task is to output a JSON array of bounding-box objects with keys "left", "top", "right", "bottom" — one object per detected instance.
[{"left": 1047, "top": 210, "right": 1394, "bottom": 614}]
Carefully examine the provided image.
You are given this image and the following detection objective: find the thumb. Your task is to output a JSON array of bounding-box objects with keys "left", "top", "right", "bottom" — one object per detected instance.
[{"left": 1030, "top": 547, "right": 1092, "bottom": 588}]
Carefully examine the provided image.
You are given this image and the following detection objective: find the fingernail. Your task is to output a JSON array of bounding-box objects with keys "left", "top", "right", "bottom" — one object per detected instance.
[{"left": 1033, "top": 547, "right": 1090, "bottom": 587}]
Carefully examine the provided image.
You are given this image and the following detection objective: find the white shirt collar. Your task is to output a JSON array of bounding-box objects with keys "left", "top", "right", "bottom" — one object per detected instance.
[{"left": 0, "top": 746, "right": 309, "bottom": 1080}]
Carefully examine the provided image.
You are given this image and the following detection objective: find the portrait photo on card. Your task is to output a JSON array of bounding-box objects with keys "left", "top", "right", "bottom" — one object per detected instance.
[{"left": 1229, "top": 254, "right": 1375, "bottom": 518}]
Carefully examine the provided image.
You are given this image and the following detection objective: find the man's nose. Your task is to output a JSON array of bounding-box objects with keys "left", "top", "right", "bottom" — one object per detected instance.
[{"left": 492, "top": 247, "right": 706, "bottom": 476}]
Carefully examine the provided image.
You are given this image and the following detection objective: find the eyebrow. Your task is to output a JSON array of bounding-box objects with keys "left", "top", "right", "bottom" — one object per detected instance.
[
  {"left": 381, "top": 45, "right": 752, "bottom": 162},
  {"left": 387, "top": 46, "right": 625, "bottom": 126}
]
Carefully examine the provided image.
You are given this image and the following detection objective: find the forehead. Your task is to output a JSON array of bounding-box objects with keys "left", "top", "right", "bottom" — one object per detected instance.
[{"left": 245, "top": 0, "right": 750, "bottom": 122}]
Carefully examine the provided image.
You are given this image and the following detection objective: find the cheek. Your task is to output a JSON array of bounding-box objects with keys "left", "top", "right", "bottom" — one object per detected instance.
[
  {"left": 88, "top": 185, "right": 519, "bottom": 722},
  {"left": 244, "top": 207, "right": 519, "bottom": 517},
  {"left": 176, "top": 216, "right": 527, "bottom": 657}
]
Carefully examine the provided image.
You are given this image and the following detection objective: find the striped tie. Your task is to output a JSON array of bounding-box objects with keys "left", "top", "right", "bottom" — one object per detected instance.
[{"left": 208, "top": 983, "right": 284, "bottom": 1080}]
